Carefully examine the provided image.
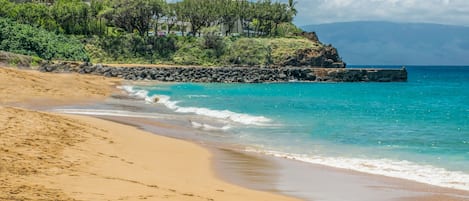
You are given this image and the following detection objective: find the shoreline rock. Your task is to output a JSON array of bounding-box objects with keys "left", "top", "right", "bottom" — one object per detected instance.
[{"left": 39, "top": 62, "right": 407, "bottom": 83}]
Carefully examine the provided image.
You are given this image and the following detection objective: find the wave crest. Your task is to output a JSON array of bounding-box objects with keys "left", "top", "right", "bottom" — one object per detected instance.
[
  {"left": 119, "top": 85, "right": 272, "bottom": 126},
  {"left": 246, "top": 148, "right": 469, "bottom": 191}
]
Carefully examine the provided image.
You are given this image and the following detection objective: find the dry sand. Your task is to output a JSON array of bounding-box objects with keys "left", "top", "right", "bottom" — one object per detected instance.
[
  {"left": 0, "top": 67, "right": 119, "bottom": 106},
  {"left": 0, "top": 67, "right": 297, "bottom": 201}
]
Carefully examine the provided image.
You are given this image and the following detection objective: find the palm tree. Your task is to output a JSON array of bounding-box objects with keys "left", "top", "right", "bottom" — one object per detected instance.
[{"left": 288, "top": 0, "right": 297, "bottom": 16}]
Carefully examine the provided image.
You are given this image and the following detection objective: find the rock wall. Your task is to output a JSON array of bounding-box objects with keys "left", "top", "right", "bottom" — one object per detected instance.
[{"left": 39, "top": 62, "right": 407, "bottom": 83}]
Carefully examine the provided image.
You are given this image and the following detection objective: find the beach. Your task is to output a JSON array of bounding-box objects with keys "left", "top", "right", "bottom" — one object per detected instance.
[
  {"left": 0, "top": 67, "right": 297, "bottom": 201},
  {"left": 1, "top": 66, "right": 469, "bottom": 201}
]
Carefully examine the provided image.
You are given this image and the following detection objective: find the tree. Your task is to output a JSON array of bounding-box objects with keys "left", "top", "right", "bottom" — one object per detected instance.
[
  {"left": 10, "top": 3, "right": 58, "bottom": 31},
  {"left": 52, "top": 0, "right": 92, "bottom": 35},
  {"left": 218, "top": 0, "right": 239, "bottom": 36},
  {"left": 163, "top": 3, "right": 178, "bottom": 34},
  {"left": 252, "top": 0, "right": 272, "bottom": 36},
  {"left": 107, "top": 0, "right": 164, "bottom": 36},
  {"left": 288, "top": 0, "right": 298, "bottom": 16},
  {"left": 238, "top": 0, "right": 254, "bottom": 37},
  {"left": 175, "top": 0, "right": 206, "bottom": 36},
  {"left": 90, "top": 0, "right": 110, "bottom": 35},
  {"left": 271, "top": 2, "right": 291, "bottom": 36}
]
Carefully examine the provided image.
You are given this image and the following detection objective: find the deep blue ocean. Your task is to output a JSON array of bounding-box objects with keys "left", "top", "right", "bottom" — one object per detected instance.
[{"left": 57, "top": 66, "right": 469, "bottom": 190}]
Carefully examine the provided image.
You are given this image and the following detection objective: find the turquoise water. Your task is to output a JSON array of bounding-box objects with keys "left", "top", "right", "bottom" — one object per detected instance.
[{"left": 68, "top": 66, "right": 469, "bottom": 190}]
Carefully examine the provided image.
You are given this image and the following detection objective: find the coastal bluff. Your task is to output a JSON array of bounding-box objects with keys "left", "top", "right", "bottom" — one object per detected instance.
[{"left": 39, "top": 62, "right": 407, "bottom": 83}]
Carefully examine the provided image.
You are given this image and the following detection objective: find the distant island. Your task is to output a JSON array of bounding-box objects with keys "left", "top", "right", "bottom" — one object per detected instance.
[{"left": 302, "top": 21, "right": 469, "bottom": 65}]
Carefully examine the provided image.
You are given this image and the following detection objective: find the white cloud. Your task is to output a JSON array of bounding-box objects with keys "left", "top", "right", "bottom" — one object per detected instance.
[{"left": 294, "top": 0, "right": 469, "bottom": 26}]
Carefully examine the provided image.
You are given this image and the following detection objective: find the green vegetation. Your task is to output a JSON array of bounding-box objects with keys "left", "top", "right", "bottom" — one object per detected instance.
[
  {"left": 0, "top": 0, "right": 312, "bottom": 66},
  {"left": 0, "top": 18, "right": 88, "bottom": 61},
  {"left": 225, "top": 37, "right": 323, "bottom": 66}
]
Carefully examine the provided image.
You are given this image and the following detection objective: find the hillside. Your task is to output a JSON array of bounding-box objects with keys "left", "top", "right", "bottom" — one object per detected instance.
[
  {"left": 0, "top": 0, "right": 347, "bottom": 68},
  {"left": 302, "top": 21, "right": 469, "bottom": 65}
]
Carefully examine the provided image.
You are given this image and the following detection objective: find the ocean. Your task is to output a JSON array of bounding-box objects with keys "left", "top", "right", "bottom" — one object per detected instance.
[{"left": 55, "top": 66, "right": 469, "bottom": 191}]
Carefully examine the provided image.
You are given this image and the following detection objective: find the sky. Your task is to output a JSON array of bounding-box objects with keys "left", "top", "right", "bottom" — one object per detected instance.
[{"left": 293, "top": 0, "right": 469, "bottom": 26}]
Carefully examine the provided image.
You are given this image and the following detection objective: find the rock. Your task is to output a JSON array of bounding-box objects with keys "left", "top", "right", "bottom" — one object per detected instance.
[
  {"left": 125, "top": 74, "right": 136, "bottom": 80},
  {"left": 281, "top": 45, "right": 345, "bottom": 68},
  {"left": 153, "top": 97, "right": 159, "bottom": 103},
  {"left": 37, "top": 62, "right": 407, "bottom": 83},
  {"left": 83, "top": 65, "right": 95, "bottom": 73},
  {"left": 296, "top": 31, "right": 320, "bottom": 43}
]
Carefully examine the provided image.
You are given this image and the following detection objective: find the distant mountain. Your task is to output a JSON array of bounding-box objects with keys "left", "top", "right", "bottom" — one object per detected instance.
[{"left": 302, "top": 21, "right": 469, "bottom": 65}]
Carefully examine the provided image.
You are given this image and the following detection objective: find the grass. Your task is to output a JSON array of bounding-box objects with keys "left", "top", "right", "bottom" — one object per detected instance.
[
  {"left": 267, "top": 38, "right": 323, "bottom": 65},
  {"left": 225, "top": 37, "right": 323, "bottom": 66}
]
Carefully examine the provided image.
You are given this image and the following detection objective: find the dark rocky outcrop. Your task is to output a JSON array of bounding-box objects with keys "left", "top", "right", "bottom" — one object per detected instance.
[
  {"left": 297, "top": 31, "right": 320, "bottom": 43},
  {"left": 282, "top": 45, "right": 345, "bottom": 68},
  {"left": 286, "top": 32, "right": 345, "bottom": 68},
  {"left": 39, "top": 62, "right": 407, "bottom": 83}
]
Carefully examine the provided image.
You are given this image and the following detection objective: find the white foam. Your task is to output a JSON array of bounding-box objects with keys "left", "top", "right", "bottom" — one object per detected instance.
[
  {"left": 245, "top": 148, "right": 469, "bottom": 191},
  {"left": 190, "top": 121, "right": 231, "bottom": 131},
  {"left": 52, "top": 109, "right": 167, "bottom": 119},
  {"left": 155, "top": 95, "right": 179, "bottom": 109},
  {"left": 175, "top": 107, "right": 271, "bottom": 126},
  {"left": 119, "top": 85, "right": 272, "bottom": 126}
]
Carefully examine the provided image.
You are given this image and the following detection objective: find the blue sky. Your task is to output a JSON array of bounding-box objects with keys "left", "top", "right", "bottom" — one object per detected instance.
[
  {"left": 166, "top": 0, "right": 469, "bottom": 26},
  {"left": 293, "top": 0, "right": 469, "bottom": 26}
]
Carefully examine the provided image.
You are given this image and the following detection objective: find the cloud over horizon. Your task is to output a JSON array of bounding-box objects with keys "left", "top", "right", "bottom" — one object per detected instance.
[{"left": 294, "top": 0, "right": 469, "bottom": 26}]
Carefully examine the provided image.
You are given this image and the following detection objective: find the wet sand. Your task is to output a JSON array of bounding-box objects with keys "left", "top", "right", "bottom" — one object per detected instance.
[
  {"left": 212, "top": 147, "right": 469, "bottom": 201},
  {"left": 90, "top": 113, "right": 469, "bottom": 201}
]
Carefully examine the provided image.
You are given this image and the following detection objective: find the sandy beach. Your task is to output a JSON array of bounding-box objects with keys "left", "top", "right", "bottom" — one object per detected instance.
[
  {"left": 1, "top": 66, "right": 469, "bottom": 201},
  {"left": 0, "top": 67, "right": 119, "bottom": 106},
  {"left": 0, "top": 67, "right": 297, "bottom": 201}
]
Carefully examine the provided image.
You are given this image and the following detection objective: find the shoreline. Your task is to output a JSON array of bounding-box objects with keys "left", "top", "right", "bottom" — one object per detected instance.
[
  {"left": 0, "top": 106, "right": 298, "bottom": 201},
  {"left": 0, "top": 66, "right": 299, "bottom": 201},
  {"left": 80, "top": 113, "right": 469, "bottom": 201},
  {"left": 91, "top": 80, "right": 469, "bottom": 194},
  {"left": 214, "top": 149, "right": 469, "bottom": 201},
  {"left": 1, "top": 67, "right": 468, "bottom": 201}
]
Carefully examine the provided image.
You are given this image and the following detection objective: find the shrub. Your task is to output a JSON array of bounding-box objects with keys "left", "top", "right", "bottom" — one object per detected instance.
[
  {"left": 173, "top": 39, "right": 205, "bottom": 65},
  {"left": 200, "top": 27, "right": 226, "bottom": 58},
  {"left": 0, "top": 18, "right": 89, "bottom": 61}
]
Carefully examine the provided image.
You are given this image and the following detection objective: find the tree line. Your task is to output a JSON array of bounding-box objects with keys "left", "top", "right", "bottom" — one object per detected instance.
[
  {"left": 0, "top": 0, "right": 297, "bottom": 37},
  {"left": 0, "top": 0, "right": 302, "bottom": 63}
]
